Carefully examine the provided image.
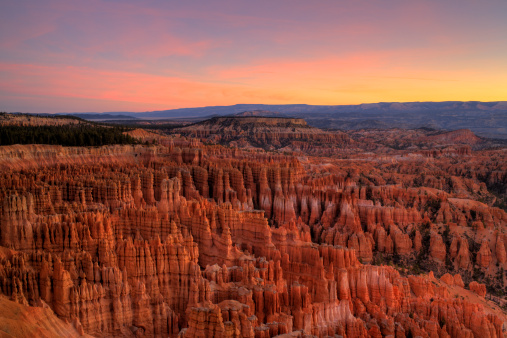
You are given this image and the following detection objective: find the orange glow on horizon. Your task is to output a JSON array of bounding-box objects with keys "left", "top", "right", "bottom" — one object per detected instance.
[
  {"left": 1, "top": 1, "right": 506, "bottom": 113},
  {"left": 1, "top": 58, "right": 505, "bottom": 113}
]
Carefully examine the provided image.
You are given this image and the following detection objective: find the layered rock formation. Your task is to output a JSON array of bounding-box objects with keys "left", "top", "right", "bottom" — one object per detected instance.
[
  {"left": 0, "top": 123, "right": 506, "bottom": 337},
  {"left": 174, "top": 116, "right": 353, "bottom": 155}
]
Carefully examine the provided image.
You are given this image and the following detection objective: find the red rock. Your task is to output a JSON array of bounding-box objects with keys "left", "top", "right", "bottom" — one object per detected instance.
[
  {"left": 496, "top": 235, "right": 506, "bottom": 264},
  {"left": 469, "top": 281, "right": 487, "bottom": 297},
  {"left": 476, "top": 240, "right": 492, "bottom": 268},
  {"left": 413, "top": 230, "right": 422, "bottom": 252},
  {"left": 0, "top": 134, "right": 505, "bottom": 338},
  {"left": 429, "top": 232, "right": 446, "bottom": 262},
  {"left": 440, "top": 273, "right": 454, "bottom": 285},
  {"left": 455, "top": 237, "right": 471, "bottom": 269},
  {"left": 390, "top": 224, "right": 412, "bottom": 255},
  {"left": 453, "top": 274, "right": 465, "bottom": 288}
]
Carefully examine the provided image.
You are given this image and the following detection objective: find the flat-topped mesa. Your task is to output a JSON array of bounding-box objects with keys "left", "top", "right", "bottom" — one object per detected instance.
[
  {"left": 174, "top": 116, "right": 352, "bottom": 153},
  {"left": 199, "top": 116, "right": 309, "bottom": 127},
  {"left": 176, "top": 116, "right": 312, "bottom": 140}
]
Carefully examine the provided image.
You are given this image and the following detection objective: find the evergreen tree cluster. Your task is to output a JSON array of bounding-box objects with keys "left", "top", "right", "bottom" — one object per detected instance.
[{"left": 0, "top": 125, "right": 139, "bottom": 147}]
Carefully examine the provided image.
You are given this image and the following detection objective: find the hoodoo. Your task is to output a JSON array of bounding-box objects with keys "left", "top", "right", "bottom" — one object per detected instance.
[{"left": 0, "top": 113, "right": 506, "bottom": 337}]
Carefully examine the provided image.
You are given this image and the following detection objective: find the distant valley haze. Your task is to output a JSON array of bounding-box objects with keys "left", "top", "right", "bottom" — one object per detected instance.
[{"left": 50, "top": 101, "right": 507, "bottom": 139}]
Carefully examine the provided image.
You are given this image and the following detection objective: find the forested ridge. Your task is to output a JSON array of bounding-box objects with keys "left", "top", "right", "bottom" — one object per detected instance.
[{"left": 0, "top": 124, "right": 138, "bottom": 146}]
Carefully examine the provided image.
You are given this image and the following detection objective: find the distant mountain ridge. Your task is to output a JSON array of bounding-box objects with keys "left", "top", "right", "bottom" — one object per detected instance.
[
  {"left": 232, "top": 110, "right": 286, "bottom": 117},
  {"left": 63, "top": 101, "right": 507, "bottom": 119},
  {"left": 64, "top": 113, "right": 138, "bottom": 120},
  {"left": 60, "top": 101, "right": 507, "bottom": 139}
]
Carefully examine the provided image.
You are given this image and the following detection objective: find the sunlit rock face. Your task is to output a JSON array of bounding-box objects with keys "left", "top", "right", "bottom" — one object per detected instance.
[{"left": 0, "top": 124, "right": 506, "bottom": 337}]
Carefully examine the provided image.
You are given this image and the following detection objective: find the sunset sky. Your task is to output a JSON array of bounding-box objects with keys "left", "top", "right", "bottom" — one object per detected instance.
[{"left": 1, "top": 0, "right": 507, "bottom": 113}]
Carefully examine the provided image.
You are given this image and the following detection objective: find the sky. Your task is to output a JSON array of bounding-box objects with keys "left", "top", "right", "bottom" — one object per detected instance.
[{"left": 1, "top": 0, "right": 507, "bottom": 113}]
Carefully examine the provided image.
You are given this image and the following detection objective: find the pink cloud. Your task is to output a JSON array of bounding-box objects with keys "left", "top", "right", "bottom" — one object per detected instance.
[
  {"left": 1, "top": 0, "right": 507, "bottom": 113},
  {"left": 0, "top": 62, "right": 309, "bottom": 112},
  {"left": 2, "top": 49, "right": 506, "bottom": 114}
]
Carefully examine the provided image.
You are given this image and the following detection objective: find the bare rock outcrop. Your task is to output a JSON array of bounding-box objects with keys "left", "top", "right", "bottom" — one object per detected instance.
[{"left": 0, "top": 131, "right": 506, "bottom": 338}]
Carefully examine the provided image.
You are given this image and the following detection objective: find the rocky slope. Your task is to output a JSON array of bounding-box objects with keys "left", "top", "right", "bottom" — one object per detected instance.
[
  {"left": 0, "top": 129, "right": 506, "bottom": 337},
  {"left": 174, "top": 116, "right": 353, "bottom": 154},
  {"left": 174, "top": 116, "right": 499, "bottom": 155},
  {"left": 0, "top": 294, "right": 89, "bottom": 337},
  {"left": 346, "top": 128, "right": 492, "bottom": 151}
]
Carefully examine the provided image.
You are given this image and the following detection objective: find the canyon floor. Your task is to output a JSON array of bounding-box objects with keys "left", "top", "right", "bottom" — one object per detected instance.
[{"left": 0, "top": 113, "right": 506, "bottom": 337}]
